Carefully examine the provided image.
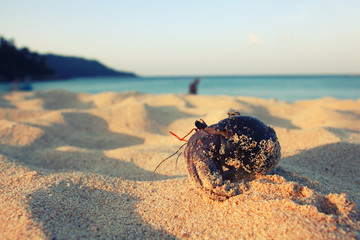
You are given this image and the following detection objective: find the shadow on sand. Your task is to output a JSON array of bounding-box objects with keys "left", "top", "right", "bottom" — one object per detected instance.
[
  {"left": 270, "top": 142, "right": 360, "bottom": 212},
  {"left": 0, "top": 111, "right": 183, "bottom": 181},
  {"left": 235, "top": 99, "right": 299, "bottom": 129},
  {"left": 0, "top": 92, "right": 16, "bottom": 109},
  {"left": 34, "top": 91, "right": 95, "bottom": 110},
  {"left": 27, "top": 180, "right": 176, "bottom": 239}
]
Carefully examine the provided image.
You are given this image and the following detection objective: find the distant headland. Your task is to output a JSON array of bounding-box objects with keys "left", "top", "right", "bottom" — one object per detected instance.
[
  {"left": 0, "top": 37, "right": 137, "bottom": 82},
  {"left": 43, "top": 54, "right": 137, "bottom": 79}
]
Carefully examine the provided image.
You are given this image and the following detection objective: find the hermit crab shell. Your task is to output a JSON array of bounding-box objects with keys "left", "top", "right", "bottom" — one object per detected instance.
[{"left": 183, "top": 114, "right": 281, "bottom": 200}]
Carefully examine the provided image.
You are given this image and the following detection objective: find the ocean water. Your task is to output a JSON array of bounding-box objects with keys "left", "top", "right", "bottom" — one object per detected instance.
[{"left": 1, "top": 75, "right": 359, "bottom": 102}]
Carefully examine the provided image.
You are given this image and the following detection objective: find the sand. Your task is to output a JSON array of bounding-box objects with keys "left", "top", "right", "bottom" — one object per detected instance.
[{"left": 0, "top": 90, "right": 359, "bottom": 239}]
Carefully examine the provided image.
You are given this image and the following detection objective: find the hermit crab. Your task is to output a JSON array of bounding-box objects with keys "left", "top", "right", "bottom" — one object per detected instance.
[{"left": 156, "top": 112, "right": 281, "bottom": 201}]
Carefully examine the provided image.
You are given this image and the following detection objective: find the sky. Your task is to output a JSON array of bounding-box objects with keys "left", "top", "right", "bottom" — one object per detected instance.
[{"left": 1, "top": 0, "right": 360, "bottom": 76}]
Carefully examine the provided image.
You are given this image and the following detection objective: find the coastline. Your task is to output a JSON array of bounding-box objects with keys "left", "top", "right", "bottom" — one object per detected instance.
[
  {"left": 1, "top": 74, "right": 360, "bottom": 101},
  {"left": 0, "top": 90, "right": 359, "bottom": 239}
]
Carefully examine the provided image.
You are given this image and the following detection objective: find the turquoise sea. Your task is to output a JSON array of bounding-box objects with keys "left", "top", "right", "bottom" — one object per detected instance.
[{"left": 1, "top": 75, "right": 359, "bottom": 102}]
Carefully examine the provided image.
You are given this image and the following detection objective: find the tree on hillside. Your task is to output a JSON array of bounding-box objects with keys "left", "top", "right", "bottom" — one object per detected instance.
[{"left": 0, "top": 37, "right": 54, "bottom": 82}]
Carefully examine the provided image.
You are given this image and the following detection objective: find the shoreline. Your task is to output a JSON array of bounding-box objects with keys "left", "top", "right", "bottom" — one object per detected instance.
[{"left": 1, "top": 74, "right": 360, "bottom": 102}]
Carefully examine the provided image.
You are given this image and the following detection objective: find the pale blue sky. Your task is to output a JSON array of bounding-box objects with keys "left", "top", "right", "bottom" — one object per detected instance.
[{"left": 1, "top": 0, "right": 359, "bottom": 76}]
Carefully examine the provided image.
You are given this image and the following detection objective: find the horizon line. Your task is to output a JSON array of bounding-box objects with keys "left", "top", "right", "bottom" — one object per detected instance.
[{"left": 139, "top": 73, "right": 360, "bottom": 78}]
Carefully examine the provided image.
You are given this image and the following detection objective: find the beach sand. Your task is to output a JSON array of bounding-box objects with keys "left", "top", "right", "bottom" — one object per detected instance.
[{"left": 0, "top": 90, "right": 359, "bottom": 239}]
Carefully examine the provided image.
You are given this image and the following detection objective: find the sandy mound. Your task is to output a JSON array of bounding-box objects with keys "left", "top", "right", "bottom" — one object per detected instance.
[{"left": 0, "top": 90, "right": 359, "bottom": 239}]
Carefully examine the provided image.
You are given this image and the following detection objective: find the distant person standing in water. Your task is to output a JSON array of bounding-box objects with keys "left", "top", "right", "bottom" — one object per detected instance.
[{"left": 189, "top": 77, "right": 200, "bottom": 94}]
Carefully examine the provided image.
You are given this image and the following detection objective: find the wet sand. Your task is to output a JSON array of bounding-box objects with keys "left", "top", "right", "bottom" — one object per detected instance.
[{"left": 0, "top": 90, "right": 359, "bottom": 239}]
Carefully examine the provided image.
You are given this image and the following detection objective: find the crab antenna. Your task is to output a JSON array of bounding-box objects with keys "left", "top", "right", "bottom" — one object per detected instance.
[
  {"left": 169, "top": 128, "right": 197, "bottom": 142},
  {"left": 153, "top": 143, "right": 187, "bottom": 173},
  {"left": 175, "top": 152, "right": 183, "bottom": 169}
]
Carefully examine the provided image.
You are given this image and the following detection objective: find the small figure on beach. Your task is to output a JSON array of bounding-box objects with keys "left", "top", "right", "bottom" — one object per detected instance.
[
  {"left": 164, "top": 112, "right": 281, "bottom": 201},
  {"left": 189, "top": 77, "right": 200, "bottom": 94}
]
